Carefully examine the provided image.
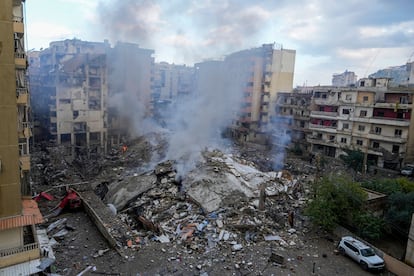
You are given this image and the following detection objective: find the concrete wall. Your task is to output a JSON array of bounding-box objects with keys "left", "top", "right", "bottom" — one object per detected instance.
[
  {"left": 405, "top": 213, "right": 414, "bottom": 266},
  {"left": 0, "top": 0, "right": 22, "bottom": 217},
  {"left": 385, "top": 253, "right": 414, "bottom": 276},
  {"left": 0, "top": 228, "right": 22, "bottom": 250}
]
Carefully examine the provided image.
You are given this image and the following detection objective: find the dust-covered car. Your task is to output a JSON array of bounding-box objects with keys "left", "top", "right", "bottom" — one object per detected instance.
[
  {"left": 401, "top": 165, "right": 414, "bottom": 176},
  {"left": 338, "top": 236, "right": 385, "bottom": 271}
]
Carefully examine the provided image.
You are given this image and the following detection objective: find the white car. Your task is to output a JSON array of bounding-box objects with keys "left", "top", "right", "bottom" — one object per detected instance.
[
  {"left": 338, "top": 236, "right": 385, "bottom": 270},
  {"left": 401, "top": 166, "right": 414, "bottom": 176}
]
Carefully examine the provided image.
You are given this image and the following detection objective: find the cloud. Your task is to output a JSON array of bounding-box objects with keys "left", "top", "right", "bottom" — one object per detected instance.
[{"left": 27, "top": 22, "right": 77, "bottom": 48}]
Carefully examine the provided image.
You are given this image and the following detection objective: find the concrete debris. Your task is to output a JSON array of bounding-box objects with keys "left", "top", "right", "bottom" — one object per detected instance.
[{"left": 70, "top": 147, "right": 313, "bottom": 260}]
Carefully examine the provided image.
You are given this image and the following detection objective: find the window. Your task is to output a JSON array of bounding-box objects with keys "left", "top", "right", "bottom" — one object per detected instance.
[
  {"left": 392, "top": 145, "right": 400, "bottom": 154},
  {"left": 363, "top": 96, "right": 369, "bottom": 102},
  {"left": 345, "top": 94, "right": 352, "bottom": 101},
  {"left": 377, "top": 111, "right": 385, "bottom": 117},
  {"left": 356, "top": 140, "right": 363, "bottom": 146},
  {"left": 59, "top": 99, "right": 71, "bottom": 104},
  {"left": 375, "top": 127, "right": 382, "bottom": 134},
  {"left": 358, "top": 125, "right": 365, "bottom": 131},
  {"left": 329, "top": 135, "right": 335, "bottom": 141},
  {"left": 395, "top": 129, "right": 402, "bottom": 137},
  {"left": 372, "top": 142, "right": 380, "bottom": 148},
  {"left": 341, "top": 137, "right": 347, "bottom": 143},
  {"left": 360, "top": 110, "right": 367, "bottom": 117},
  {"left": 343, "top": 123, "right": 349, "bottom": 129},
  {"left": 344, "top": 241, "right": 358, "bottom": 253},
  {"left": 343, "top": 109, "right": 350, "bottom": 115}
]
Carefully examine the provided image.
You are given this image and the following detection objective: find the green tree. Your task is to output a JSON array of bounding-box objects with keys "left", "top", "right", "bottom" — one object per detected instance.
[
  {"left": 354, "top": 212, "right": 384, "bottom": 240},
  {"left": 339, "top": 149, "right": 364, "bottom": 172},
  {"left": 385, "top": 192, "right": 414, "bottom": 234},
  {"left": 306, "top": 176, "right": 367, "bottom": 231},
  {"left": 361, "top": 178, "right": 403, "bottom": 195}
]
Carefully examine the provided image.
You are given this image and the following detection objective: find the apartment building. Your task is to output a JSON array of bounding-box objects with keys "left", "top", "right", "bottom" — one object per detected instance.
[
  {"left": 332, "top": 70, "right": 357, "bottom": 87},
  {"left": 222, "top": 44, "right": 296, "bottom": 142},
  {"left": 307, "top": 78, "right": 414, "bottom": 170},
  {"left": 274, "top": 90, "right": 312, "bottom": 153},
  {"left": 153, "top": 62, "right": 195, "bottom": 101},
  {"left": 30, "top": 40, "right": 155, "bottom": 155},
  {"left": 30, "top": 39, "right": 110, "bottom": 159},
  {"left": 0, "top": 1, "right": 53, "bottom": 273},
  {"left": 107, "top": 42, "right": 154, "bottom": 145}
]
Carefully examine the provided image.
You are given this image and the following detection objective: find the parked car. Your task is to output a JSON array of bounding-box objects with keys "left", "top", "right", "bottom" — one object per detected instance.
[
  {"left": 338, "top": 236, "right": 385, "bottom": 271},
  {"left": 401, "top": 165, "right": 414, "bottom": 176}
]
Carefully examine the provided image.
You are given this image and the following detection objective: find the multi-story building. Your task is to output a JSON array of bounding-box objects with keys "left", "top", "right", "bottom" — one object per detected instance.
[
  {"left": 306, "top": 78, "right": 414, "bottom": 170},
  {"left": 206, "top": 44, "right": 296, "bottom": 142},
  {"left": 0, "top": 1, "right": 53, "bottom": 273},
  {"left": 30, "top": 39, "right": 110, "bottom": 159},
  {"left": 274, "top": 90, "right": 312, "bottom": 153},
  {"left": 332, "top": 70, "right": 357, "bottom": 87},
  {"left": 153, "top": 62, "right": 195, "bottom": 101},
  {"left": 30, "top": 40, "right": 155, "bottom": 155},
  {"left": 106, "top": 42, "right": 154, "bottom": 145}
]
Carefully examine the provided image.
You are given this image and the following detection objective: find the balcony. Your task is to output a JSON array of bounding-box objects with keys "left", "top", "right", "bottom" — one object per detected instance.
[
  {"left": 18, "top": 122, "right": 32, "bottom": 139},
  {"left": 309, "top": 123, "right": 338, "bottom": 132},
  {"left": 374, "top": 102, "right": 410, "bottom": 109},
  {"left": 16, "top": 88, "right": 28, "bottom": 105},
  {"left": 310, "top": 111, "right": 338, "bottom": 118},
  {"left": 19, "top": 155, "right": 30, "bottom": 171},
  {"left": 15, "top": 53, "right": 26, "bottom": 68},
  {"left": 13, "top": 21, "right": 24, "bottom": 33},
  {"left": 0, "top": 242, "right": 39, "bottom": 268}
]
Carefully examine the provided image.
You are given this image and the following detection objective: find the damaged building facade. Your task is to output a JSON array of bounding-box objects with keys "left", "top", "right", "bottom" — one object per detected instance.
[
  {"left": 29, "top": 39, "right": 110, "bottom": 158},
  {"left": 276, "top": 77, "right": 414, "bottom": 169},
  {"left": 0, "top": 0, "right": 52, "bottom": 273},
  {"left": 152, "top": 62, "right": 195, "bottom": 101},
  {"left": 29, "top": 40, "right": 155, "bottom": 155},
  {"left": 195, "top": 44, "right": 296, "bottom": 143}
]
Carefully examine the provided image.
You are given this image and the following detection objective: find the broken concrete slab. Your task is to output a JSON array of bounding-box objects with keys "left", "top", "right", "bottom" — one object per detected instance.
[{"left": 104, "top": 173, "right": 157, "bottom": 210}]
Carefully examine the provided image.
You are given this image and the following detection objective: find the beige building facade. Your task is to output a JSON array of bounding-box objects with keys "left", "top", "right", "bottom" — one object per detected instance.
[
  {"left": 0, "top": 1, "right": 51, "bottom": 273},
  {"left": 276, "top": 78, "right": 414, "bottom": 170}
]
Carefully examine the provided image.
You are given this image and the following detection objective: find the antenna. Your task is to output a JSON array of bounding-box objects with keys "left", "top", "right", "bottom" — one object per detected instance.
[{"left": 363, "top": 49, "right": 381, "bottom": 78}]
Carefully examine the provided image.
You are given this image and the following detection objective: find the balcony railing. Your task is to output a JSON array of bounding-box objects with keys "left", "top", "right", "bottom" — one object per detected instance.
[
  {"left": 309, "top": 123, "right": 337, "bottom": 129},
  {"left": 0, "top": 242, "right": 39, "bottom": 258},
  {"left": 311, "top": 111, "right": 338, "bottom": 117}
]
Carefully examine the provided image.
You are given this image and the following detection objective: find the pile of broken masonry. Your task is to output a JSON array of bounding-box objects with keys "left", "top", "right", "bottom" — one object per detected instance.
[{"left": 91, "top": 149, "right": 315, "bottom": 259}]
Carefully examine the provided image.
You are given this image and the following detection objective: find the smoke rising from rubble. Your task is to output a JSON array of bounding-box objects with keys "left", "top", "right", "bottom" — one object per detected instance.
[
  {"left": 269, "top": 116, "right": 292, "bottom": 170},
  {"left": 161, "top": 61, "right": 248, "bottom": 177}
]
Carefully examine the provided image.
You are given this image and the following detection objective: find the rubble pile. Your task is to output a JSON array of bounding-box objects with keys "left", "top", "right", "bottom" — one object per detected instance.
[{"left": 95, "top": 149, "right": 313, "bottom": 260}]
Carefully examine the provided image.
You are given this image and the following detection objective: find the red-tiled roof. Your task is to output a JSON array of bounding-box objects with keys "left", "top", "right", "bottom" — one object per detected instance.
[{"left": 0, "top": 198, "right": 44, "bottom": 230}]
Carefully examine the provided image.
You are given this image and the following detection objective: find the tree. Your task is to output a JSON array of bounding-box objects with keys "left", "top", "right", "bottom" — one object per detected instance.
[
  {"left": 339, "top": 149, "right": 364, "bottom": 172},
  {"left": 385, "top": 192, "right": 414, "bottom": 235},
  {"left": 354, "top": 213, "right": 383, "bottom": 241},
  {"left": 306, "top": 175, "right": 367, "bottom": 231}
]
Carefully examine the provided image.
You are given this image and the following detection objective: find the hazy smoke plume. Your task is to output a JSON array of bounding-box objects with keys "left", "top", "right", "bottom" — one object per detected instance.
[
  {"left": 97, "top": 1, "right": 290, "bottom": 175},
  {"left": 161, "top": 60, "right": 248, "bottom": 177}
]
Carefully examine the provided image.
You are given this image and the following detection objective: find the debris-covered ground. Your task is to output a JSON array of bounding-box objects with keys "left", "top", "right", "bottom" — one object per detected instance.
[{"left": 32, "top": 135, "right": 384, "bottom": 275}]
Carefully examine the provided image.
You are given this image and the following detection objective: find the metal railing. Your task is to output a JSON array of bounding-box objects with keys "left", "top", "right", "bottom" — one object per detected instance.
[{"left": 0, "top": 242, "right": 39, "bottom": 258}]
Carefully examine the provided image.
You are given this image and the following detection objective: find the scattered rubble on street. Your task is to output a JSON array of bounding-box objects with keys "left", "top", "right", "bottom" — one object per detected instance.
[{"left": 31, "top": 134, "right": 376, "bottom": 275}]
